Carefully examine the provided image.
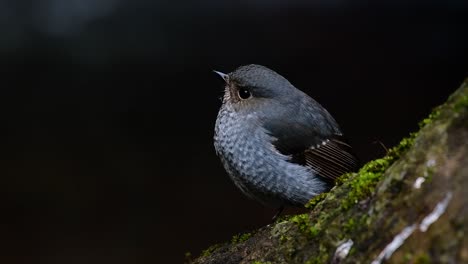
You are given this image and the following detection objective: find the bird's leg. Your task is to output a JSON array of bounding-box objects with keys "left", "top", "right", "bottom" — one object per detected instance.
[{"left": 271, "top": 206, "right": 284, "bottom": 222}]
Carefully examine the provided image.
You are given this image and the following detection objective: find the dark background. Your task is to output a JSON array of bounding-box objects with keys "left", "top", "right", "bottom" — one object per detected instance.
[{"left": 1, "top": 0, "right": 467, "bottom": 263}]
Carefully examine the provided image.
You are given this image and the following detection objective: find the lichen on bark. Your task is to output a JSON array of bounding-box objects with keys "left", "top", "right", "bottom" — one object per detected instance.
[{"left": 193, "top": 79, "right": 468, "bottom": 264}]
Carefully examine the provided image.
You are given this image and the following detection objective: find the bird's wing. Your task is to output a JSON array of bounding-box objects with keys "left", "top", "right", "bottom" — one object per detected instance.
[
  {"left": 301, "top": 135, "right": 360, "bottom": 181},
  {"left": 271, "top": 131, "right": 360, "bottom": 182},
  {"left": 263, "top": 98, "right": 360, "bottom": 182}
]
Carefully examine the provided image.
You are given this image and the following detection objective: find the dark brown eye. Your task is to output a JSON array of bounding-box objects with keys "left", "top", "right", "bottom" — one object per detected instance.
[{"left": 238, "top": 88, "right": 251, "bottom": 100}]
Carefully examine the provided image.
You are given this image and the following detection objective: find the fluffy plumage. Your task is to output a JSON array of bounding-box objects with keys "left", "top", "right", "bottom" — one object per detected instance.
[{"left": 214, "top": 64, "right": 359, "bottom": 208}]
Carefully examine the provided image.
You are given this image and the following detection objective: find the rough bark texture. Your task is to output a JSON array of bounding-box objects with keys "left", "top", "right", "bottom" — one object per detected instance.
[{"left": 193, "top": 79, "right": 468, "bottom": 264}]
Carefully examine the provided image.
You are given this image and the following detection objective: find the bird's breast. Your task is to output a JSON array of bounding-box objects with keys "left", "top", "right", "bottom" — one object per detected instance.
[{"left": 213, "top": 105, "right": 329, "bottom": 207}]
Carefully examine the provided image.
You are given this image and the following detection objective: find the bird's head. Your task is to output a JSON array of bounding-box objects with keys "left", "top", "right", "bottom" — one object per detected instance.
[{"left": 214, "top": 64, "right": 297, "bottom": 113}]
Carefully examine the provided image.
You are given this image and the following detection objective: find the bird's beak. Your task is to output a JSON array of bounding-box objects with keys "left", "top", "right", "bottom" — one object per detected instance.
[{"left": 213, "top": 70, "right": 229, "bottom": 83}]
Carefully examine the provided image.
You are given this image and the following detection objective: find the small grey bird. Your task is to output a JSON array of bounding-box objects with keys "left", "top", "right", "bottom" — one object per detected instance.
[{"left": 213, "top": 64, "right": 359, "bottom": 214}]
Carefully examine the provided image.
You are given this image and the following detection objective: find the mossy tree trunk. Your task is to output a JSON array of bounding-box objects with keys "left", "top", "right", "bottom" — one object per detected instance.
[{"left": 193, "top": 79, "right": 468, "bottom": 264}]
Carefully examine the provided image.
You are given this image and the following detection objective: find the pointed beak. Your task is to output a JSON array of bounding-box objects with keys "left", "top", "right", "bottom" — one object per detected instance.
[{"left": 213, "top": 70, "right": 229, "bottom": 83}]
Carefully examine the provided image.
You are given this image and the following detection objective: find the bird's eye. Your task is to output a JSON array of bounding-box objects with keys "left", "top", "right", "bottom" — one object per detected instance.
[{"left": 238, "top": 88, "right": 251, "bottom": 100}]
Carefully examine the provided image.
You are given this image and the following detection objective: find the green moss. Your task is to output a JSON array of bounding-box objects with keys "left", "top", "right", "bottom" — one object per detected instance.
[
  {"left": 251, "top": 261, "right": 272, "bottom": 264},
  {"left": 305, "top": 192, "right": 328, "bottom": 209},
  {"left": 335, "top": 172, "right": 355, "bottom": 186},
  {"left": 305, "top": 256, "right": 328, "bottom": 264},
  {"left": 305, "top": 244, "right": 330, "bottom": 264},
  {"left": 404, "top": 252, "right": 413, "bottom": 261},
  {"left": 453, "top": 94, "right": 468, "bottom": 112},
  {"left": 342, "top": 165, "right": 385, "bottom": 209},
  {"left": 231, "top": 232, "right": 252, "bottom": 244},
  {"left": 290, "top": 214, "right": 319, "bottom": 238},
  {"left": 418, "top": 106, "right": 442, "bottom": 129},
  {"left": 201, "top": 243, "right": 223, "bottom": 257},
  {"left": 279, "top": 234, "right": 287, "bottom": 243},
  {"left": 387, "top": 132, "right": 416, "bottom": 158},
  {"left": 340, "top": 161, "right": 386, "bottom": 210},
  {"left": 414, "top": 252, "right": 431, "bottom": 264},
  {"left": 343, "top": 218, "right": 356, "bottom": 233},
  {"left": 339, "top": 132, "right": 416, "bottom": 210},
  {"left": 199, "top": 232, "right": 251, "bottom": 258}
]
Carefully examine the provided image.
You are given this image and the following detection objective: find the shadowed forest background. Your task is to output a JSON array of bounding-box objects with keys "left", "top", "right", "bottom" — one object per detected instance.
[{"left": 1, "top": 1, "right": 467, "bottom": 263}]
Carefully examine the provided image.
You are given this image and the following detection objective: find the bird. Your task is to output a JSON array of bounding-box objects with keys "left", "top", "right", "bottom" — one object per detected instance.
[{"left": 213, "top": 64, "right": 359, "bottom": 218}]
